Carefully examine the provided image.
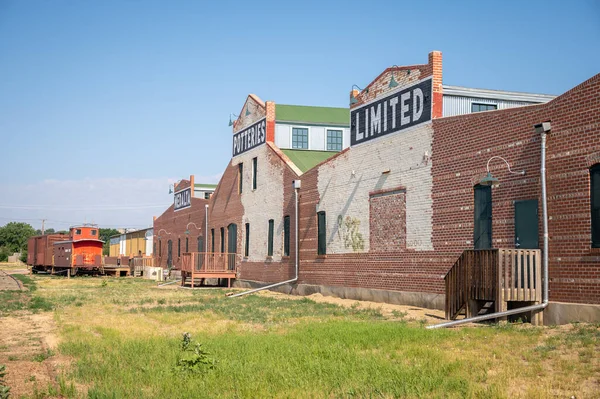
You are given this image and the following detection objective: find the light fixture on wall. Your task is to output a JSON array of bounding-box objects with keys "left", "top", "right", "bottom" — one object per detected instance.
[
  {"left": 228, "top": 113, "right": 239, "bottom": 127},
  {"left": 479, "top": 156, "right": 525, "bottom": 186},
  {"left": 350, "top": 85, "right": 369, "bottom": 105},
  {"left": 389, "top": 65, "right": 400, "bottom": 88},
  {"left": 156, "top": 229, "right": 172, "bottom": 240}
]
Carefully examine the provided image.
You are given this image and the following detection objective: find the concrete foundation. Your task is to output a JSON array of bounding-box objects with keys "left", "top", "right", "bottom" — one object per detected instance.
[
  {"left": 234, "top": 280, "right": 445, "bottom": 310},
  {"left": 545, "top": 301, "right": 600, "bottom": 325}
]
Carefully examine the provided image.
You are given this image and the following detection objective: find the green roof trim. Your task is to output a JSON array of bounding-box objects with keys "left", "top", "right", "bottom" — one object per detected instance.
[
  {"left": 276, "top": 104, "right": 349, "bottom": 126},
  {"left": 281, "top": 149, "right": 338, "bottom": 173},
  {"left": 195, "top": 184, "right": 217, "bottom": 189}
]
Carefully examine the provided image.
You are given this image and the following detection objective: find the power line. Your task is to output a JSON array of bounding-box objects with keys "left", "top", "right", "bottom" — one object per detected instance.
[{"left": 0, "top": 204, "right": 170, "bottom": 211}]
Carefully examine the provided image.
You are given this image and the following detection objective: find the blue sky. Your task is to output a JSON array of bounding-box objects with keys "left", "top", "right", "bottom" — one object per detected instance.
[{"left": 0, "top": 0, "right": 598, "bottom": 230}]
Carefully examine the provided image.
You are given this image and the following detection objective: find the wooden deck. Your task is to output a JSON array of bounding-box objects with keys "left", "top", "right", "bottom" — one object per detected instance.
[
  {"left": 445, "top": 248, "right": 543, "bottom": 325},
  {"left": 180, "top": 252, "right": 237, "bottom": 288}
]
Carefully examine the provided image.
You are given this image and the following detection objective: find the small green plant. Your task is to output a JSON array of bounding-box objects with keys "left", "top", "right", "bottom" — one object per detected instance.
[
  {"left": 173, "top": 333, "right": 216, "bottom": 376},
  {"left": 101, "top": 280, "right": 108, "bottom": 287},
  {"left": 7, "top": 356, "right": 17, "bottom": 361},
  {"left": 33, "top": 349, "right": 54, "bottom": 363},
  {"left": 0, "top": 364, "right": 10, "bottom": 399}
]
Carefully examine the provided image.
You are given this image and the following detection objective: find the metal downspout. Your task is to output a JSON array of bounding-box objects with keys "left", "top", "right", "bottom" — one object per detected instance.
[
  {"left": 228, "top": 182, "right": 300, "bottom": 298},
  {"left": 428, "top": 130, "right": 549, "bottom": 329}
]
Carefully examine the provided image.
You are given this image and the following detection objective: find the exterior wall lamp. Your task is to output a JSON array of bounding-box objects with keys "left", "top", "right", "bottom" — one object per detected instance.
[
  {"left": 185, "top": 222, "right": 202, "bottom": 235},
  {"left": 389, "top": 65, "right": 400, "bottom": 88},
  {"left": 480, "top": 156, "right": 525, "bottom": 186},
  {"left": 350, "top": 85, "right": 369, "bottom": 105},
  {"left": 156, "top": 229, "right": 172, "bottom": 240},
  {"left": 228, "top": 113, "right": 239, "bottom": 127}
]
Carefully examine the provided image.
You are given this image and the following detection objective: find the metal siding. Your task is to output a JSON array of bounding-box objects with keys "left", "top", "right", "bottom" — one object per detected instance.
[
  {"left": 275, "top": 124, "right": 290, "bottom": 148},
  {"left": 443, "top": 95, "right": 538, "bottom": 117}
]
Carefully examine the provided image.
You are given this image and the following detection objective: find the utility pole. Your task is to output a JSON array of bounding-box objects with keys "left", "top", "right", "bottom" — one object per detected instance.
[{"left": 41, "top": 219, "right": 46, "bottom": 235}]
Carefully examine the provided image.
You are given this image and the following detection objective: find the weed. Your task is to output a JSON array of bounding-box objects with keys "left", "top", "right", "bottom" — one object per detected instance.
[
  {"left": 392, "top": 309, "right": 408, "bottom": 319},
  {"left": 173, "top": 333, "right": 216, "bottom": 376},
  {"left": 157, "top": 298, "right": 166, "bottom": 305},
  {"left": 7, "top": 356, "right": 17, "bottom": 361},
  {"left": 101, "top": 280, "right": 108, "bottom": 287},
  {"left": 33, "top": 349, "right": 55, "bottom": 362},
  {"left": 0, "top": 364, "right": 10, "bottom": 399}
]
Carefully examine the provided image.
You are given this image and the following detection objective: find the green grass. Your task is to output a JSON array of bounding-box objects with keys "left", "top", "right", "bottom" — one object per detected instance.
[
  {"left": 0, "top": 274, "right": 54, "bottom": 315},
  {"left": 2, "top": 277, "right": 599, "bottom": 398},
  {"left": 61, "top": 321, "right": 498, "bottom": 398}
]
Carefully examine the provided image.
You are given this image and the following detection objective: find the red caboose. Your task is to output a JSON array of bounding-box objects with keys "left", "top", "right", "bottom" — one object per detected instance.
[{"left": 27, "top": 225, "right": 104, "bottom": 275}]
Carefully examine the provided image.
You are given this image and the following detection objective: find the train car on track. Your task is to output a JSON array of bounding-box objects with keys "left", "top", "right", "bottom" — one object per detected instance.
[{"left": 27, "top": 225, "right": 104, "bottom": 276}]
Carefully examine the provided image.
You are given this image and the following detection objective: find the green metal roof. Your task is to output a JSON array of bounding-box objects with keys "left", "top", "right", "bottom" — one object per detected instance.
[
  {"left": 194, "top": 183, "right": 217, "bottom": 189},
  {"left": 281, "top": 149, "right": 338, "bottom": 173},
  {"left": 275, "top": 104, "right": 349, "bottom": 126}
]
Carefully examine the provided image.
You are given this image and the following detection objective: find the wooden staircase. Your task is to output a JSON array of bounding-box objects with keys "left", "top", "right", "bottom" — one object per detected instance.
[{"left": 445, "top": 249, "right": 543, "bottom": 325}]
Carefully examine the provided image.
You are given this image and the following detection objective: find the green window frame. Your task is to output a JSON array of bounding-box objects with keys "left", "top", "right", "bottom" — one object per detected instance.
[
  {"left": 591, "top": 164, "right": 600, "bottom": 248},
  {"left": 238, "top": 163, "right": 243, "bottom": 193},
  {"left": 474, "top": 185, "right": 492, "bottom": 249},
  {"left": 471, "top": 103, "right": 498, "bottom": 113},
  {"left": 185, "top": 237, "right": 188, "bottom": 253},
  {"left": 317, "top": 211, "right": 326, "bottom": 255},
  {"left": 283, "top": 216, "right": 290, "bottom": 257},
  {"left": 211, "top": 229, "right": 215, "bottom": 252},
  {"left": 292, "top": 127, "right": 308, "bottom": 149},
  {"left": 267, "top": 219, "right": 274, "bottom": 257},
  {"left": 220, "top": 227, "right": 225, "bottom": 253},
  {"left": 245, "top": 223, "right": 250, "bottom": 257},
  {"left": 252, "top": 157, "right": 258, "bottom": 190},
  {"left": 326, "top": 129, "right": 343, "bottom": 151},
  {"left": 178, "top": 238, "right": 181, "bottom": 257},
  {"left": 197, "top": 236, "right": 204, "bottom": 252}
]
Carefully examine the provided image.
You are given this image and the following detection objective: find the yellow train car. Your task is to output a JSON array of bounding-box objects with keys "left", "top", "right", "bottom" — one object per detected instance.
[{"left": 108, "top": 228, "right": 153, "bottom": 257}]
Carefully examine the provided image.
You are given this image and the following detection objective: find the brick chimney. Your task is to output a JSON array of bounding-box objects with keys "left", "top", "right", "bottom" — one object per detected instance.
[{"left": 429, "top": 51, "right": 443, "bottom": 118}]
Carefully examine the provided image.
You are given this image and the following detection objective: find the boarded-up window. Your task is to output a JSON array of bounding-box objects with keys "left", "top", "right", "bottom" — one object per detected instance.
[
  {"left": 185, "top": 237, "right": 188, "bottom": 253},
  {"left": 284, "top": 216, "right": 290, "bottom": 256},
  {"left": 317, "top": 211, "right": 326, "bottom": 255},
  {"left": 474, "top": 185, "right": 492, "bottom": 249},
  {"left": 268, "top": 219, "right": 274, "bottom": 256},
  {"left": 369, "top": 189, "right": 406, "bottom": 252},
  {"left": 592, "top": 164, "right": 600, "bottom": 248},
  {"left": 197, "top": 236, "right": 203, "bottom": 252}
]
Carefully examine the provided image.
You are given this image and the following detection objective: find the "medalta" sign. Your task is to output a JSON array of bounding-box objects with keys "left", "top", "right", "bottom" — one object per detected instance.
[
  {"left": 232, "top": 118, "right": 267, "bottom": 157},
  {"left": 174, "top": 187, "right": 191, "bottom": 211},
  {"left": 350, "top": 77, "right": 432, "bottom": 146}
]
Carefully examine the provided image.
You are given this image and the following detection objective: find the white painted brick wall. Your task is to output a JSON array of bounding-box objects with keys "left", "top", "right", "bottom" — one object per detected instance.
[
  {"left": 238, "top": 145, "right": 285, "bottom": 261},
  {"left": 316, "top": 123, "right": 434, "bottom": 253}
]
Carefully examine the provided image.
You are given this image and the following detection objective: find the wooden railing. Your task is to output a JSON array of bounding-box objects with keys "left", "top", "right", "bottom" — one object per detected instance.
[
  {"left": 445, "top": 249, "right": 542, "bottom": 320},
  {"left": 180, "top": 252, "right": 237, "bottom": 274},
  {"left": 131, "top": 257, "right": 154, "bottom": 268},
  {"left": 499, "top": 249, "right": 542, "bottom": 303}
]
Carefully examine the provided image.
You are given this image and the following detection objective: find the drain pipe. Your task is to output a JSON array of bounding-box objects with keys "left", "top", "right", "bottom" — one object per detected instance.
[
  {"left": 228, "top": 180, "right": 301, "bottom": 298},
  {"left": 428, "top": 122, "right": 551, "bottom": 329}
]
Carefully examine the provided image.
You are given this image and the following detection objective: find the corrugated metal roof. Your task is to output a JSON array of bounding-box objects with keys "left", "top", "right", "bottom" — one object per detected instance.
[
  {"left": 276, "top": 104, "right": 349, "bottom": 126},
  {"left": 443, "top": 85, "right": 556, "bottom": 103},
  {"left": 281, "top": 149, "right": 338, "bottom": 173}
]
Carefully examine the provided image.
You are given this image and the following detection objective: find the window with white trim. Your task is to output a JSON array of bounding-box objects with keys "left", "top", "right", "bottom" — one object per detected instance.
[
  {"left": 292, "top": 128, "right": 308, "bottom": 149},
  {"left": 326, "top": 129, "right": 343, "bottom": 151}
]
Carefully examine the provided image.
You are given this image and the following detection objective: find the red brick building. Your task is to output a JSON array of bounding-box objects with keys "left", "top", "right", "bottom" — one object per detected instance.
[
  {"left": 153, "top": 176, "right": 209, "bottom": 270},
  {"left": 172, "top": 52, "right": 599, "bottom": 324}
]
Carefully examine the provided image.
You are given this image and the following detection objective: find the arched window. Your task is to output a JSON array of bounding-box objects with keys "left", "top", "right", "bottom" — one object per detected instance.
[{"left": 591, "top": 164, "right": 600, "bottom": 247}]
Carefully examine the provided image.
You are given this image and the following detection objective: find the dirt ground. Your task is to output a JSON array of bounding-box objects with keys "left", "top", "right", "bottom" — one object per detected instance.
[
  {"left": 0, "top": 312, "right": 63, "bottom": 398},
  {"left": 257, "top": 289, "right": 447, "bottom": 323}
]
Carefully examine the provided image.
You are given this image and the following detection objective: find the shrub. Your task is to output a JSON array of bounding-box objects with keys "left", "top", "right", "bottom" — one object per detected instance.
[{"left": 0, "top": 364, "right": 10, "bottom": 399}]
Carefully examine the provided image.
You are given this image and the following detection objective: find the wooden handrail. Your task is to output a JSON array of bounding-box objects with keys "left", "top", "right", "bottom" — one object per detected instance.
[
  {"left": 180, "top": 252, "right": 237, "bottom": 273},
  {"left": 444, "top": 248, "right": 541, "bottom": 320}
]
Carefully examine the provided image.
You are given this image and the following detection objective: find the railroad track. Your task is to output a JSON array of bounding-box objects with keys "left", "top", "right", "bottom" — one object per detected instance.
[{"left": 0, "top": 269, "right": 23, "bottom": 291}]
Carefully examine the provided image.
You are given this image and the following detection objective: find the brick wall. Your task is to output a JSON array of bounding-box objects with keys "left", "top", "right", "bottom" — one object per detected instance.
[
  {"left": 432, "top": 73, "right": 600, "bottom": 304},
  {"left": 153, "top": 197, "right": 208, "bottom": 269},
  {"left": 206, "top": 58, "right": 599, "bottom": 307},
  {"left": 370, "top": 188, "right": 407, "bottom": 252}
]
